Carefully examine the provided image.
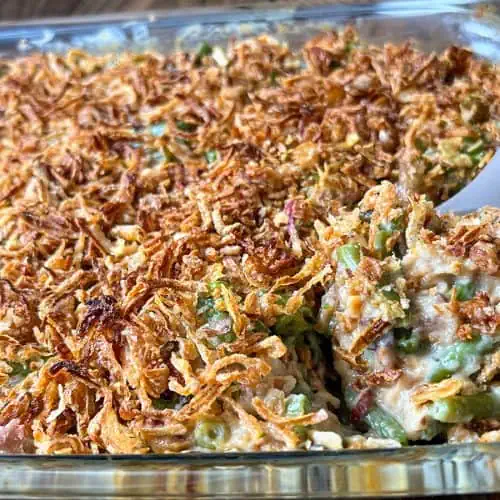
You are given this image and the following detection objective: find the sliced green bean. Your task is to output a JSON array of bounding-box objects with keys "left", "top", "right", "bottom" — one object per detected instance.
[
  {"left": 454, "top": 278, "right": 476, "bottom": 302},
  {"left": 394, "top": 328, "right": 422, "bottom": 354},
  {"left": 382, "top": 288, "right": 400, "bottom": 302},
  {"left": 374, "top": 217, "right": 403, "bottom": 259},
  {"left": 374, "top": 229, "right": 391, "bottom": 258},
  {"left": 285, "top": 394, "right": 312, "bottom": 417},
  {"left": 344, "top": 388, "right": 408, "bottom": 445},
  {"left": 248, "top": 319, "right": 270, "bottom": 334},
  {"left": 196, "top": 293, "right": 235, "bottom": 347},
  {"left": 429, "top": 335, "right": 493, "bottom": 382},
  {"left": 461, "top": 137, "right": 486, "bottom": 166},
  {"left": 273, "top": 306, "right": 315, "bottom": 337},
  {"left": 195, "top": 42, "right": 213, "bottom": 65},
  {"left": 7, "top": 361, "right": 31, "bottom": 379},
  {"left": 364, "top": 407, "right": 408, "bottom": 445},
  {"left": 207, "top": 328, "right": 236, "bottom": 348},
  {"left": 414, "top": 137, "right": 428, "bottom": 153},
  {"left": 204, "top": 150, "right": 218, "bottom": 164},
  {"left": 337, "top": 243, "right": 361, "bottom": 271},
  {"left": 176, "top": 120, "right": 198, "bottom": 132},
  {"left": 429, "top": 392, "right": 499, "bottom": 423},
  {"left": 194, "top": 418, "right": 230, "bottom": 450}
]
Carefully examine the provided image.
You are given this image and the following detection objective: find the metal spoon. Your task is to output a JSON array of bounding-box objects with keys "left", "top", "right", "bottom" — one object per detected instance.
[{"left": 437, "top": 151, "right": 500, "bottom": 215}]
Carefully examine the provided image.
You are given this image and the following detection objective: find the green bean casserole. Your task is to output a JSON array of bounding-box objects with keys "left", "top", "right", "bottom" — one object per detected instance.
[{"left": 0, "top": 28, "right": 499, "bottom": 453}]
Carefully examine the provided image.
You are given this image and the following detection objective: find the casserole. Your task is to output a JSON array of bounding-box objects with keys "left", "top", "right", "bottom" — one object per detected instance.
[{"left": 0, "top": 1, "right": 499, "bottom": 497}]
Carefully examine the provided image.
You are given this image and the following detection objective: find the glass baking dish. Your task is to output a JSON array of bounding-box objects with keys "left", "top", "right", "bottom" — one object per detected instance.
[{"left": 0, "top": 1, "right": 499, "bottom": 498}]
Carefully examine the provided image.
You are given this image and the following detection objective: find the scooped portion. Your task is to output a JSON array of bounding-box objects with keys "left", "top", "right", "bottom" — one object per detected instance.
[{"left": 318, "top": 182, "right": 500, "bottom": 444}]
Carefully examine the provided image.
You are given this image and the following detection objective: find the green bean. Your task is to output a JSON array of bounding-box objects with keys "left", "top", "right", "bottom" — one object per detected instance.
[
  {"left": 364, "top": 407, "right": 408, "bottom": 445},
  {"left": 374, "top": 229, "right": 391, "bottom": 258},
  {"left": 344, "top": 388, "right": 408, "bottom": 445},
  {"left": 419, "top": 420, "right": 445, "bottom": 441},
  {"left": 375, "top": 217, "right": 404, "bottom": 259},
  {"left": 7, "top": 361, "right": 31, "bottom": 379},
  {"left": 152, "top": 394, "right": 191, "bottom": 411},
  {"left": 175, "top": 137, "right": 191, "bottom": 148},
  {"left": 195, "top": 42, "right": 213, "bottom": 65},
  {"left": 176, "top": 120, "right": 198, "bottom": 132},
  {"left": 382, "top": 288, "right": 400, "bottom": 302},
  {"left": 292, "top": 380, "right": 313, "bottom": 400},
  {"left": 207, "top": 328, "right": 236, "bottom": 348},
  {"left": 337, "top": 243, "right": 361, "bottom": 271},
  {"left": 196, "top": 293, "right": 235, "bottom": 347},
  {"left": 394, "top": 328, "right": 422, "bottom": 354},
  {"left": 285, "top": 394, "right": 312, "bottom": 417},
  {"left": 414, "top": 137, "right": 428, "bottom": 153},
  {"left": 454, "top": 278, "right": 476, "bottom": 301},
  {"left": 293, "top": 425, "right": 308, "bottom": 441},
  {"left": 273, "top": 306, "right": 315, "bottom": 337},
  {"left": 344, "top": 41, "right": 357, "bottom": 54},
  {"left": 429, "top": 392, "right": 499, "bottom": 423},
  {"left": 207, "top": 279, "right": 228, "bottom": 292},
  {"left": 152, "top": 398, "right": 173, "bottom": 410},
  {"left": 248, "top": 319, "right": 270, "bottom": 334},
  {"left": 196, "top": 295, "right": 216, "bottom": 320},
  {"left": 461, "top": 137, "right": 486, "bottom": 165},
  {"left": 163, "top": 147, "right": 178, "bottom": 163},
  {"left": 275, "top": 291, "right": 291, "bottom": 306},
  {"left": 429, "top": 335, "right": 493, "bottom": 382},
  {"left": 204, "top": 150, "right": 218, "bottom": 164},
  {"left": 194, "top": 418, "right": 230, "bottom": 450}
]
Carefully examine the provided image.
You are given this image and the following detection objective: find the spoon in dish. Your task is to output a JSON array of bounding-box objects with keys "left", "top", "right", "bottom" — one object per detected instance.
[{"left": 437, "top": 151, "right": 500, "bottom": 215}]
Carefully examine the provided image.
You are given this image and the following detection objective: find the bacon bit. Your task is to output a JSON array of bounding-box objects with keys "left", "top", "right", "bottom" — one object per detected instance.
[
  {"left": 456, "top": 323, "right": 474, "bottom": 341},
  {"left": 365, "top": 369, "right": 402, "bottom": 387},
  {"left": 351, "top": 389, "right": 373, "bottom": 423},
  {"left": 446, "top": 226, "right": 482, "bottom": 257},
  {"left": 469, "top": 241, "right": 498, "bottom": 274},
  {"left": 466, "top": 418, "right": 500, "bottom": 435}
]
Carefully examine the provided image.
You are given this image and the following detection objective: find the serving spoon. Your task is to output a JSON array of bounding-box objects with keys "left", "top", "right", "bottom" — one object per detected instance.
[{"left": 437, "top": 151, "right": 500, "bottom": 215}]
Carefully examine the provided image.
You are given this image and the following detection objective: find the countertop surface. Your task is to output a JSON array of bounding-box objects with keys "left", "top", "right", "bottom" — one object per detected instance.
[
  {"left": 0, "top": 1, "right": 498, "bottom": 499},
  {"left": 2, "top": 0, "right": 261, "bottom": 21}
]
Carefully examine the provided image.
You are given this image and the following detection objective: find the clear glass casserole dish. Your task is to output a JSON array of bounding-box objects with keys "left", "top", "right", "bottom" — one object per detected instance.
[{"left": 0, "top": 1, "right": 499, "bottom": 497}]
